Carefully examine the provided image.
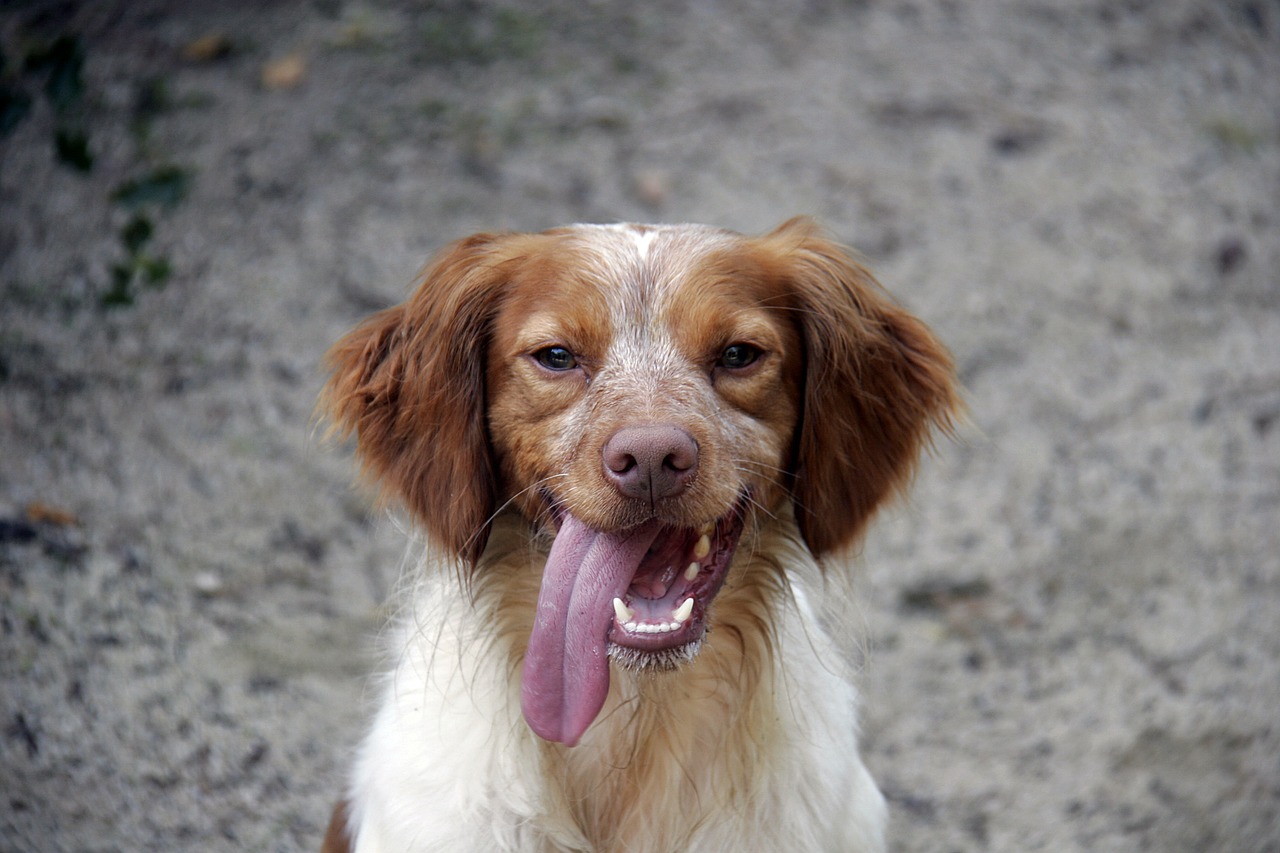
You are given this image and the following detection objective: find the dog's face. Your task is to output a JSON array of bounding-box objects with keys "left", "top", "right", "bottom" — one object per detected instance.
[
  {"left": 486, "top": 224, "right": 804, "bottom": 538},
  {"left": 323, "top": 218, "right": 956, "bottom": 745}
]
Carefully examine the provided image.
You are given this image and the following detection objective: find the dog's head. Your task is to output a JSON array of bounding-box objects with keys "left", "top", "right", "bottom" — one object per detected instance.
[{"left": 323, "top": 217, "right": 956, "bottom": 744}]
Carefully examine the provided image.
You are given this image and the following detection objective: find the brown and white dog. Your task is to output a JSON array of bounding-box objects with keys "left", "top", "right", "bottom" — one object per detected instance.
[{"left": 320, "top": 217, "right": 956, "bottom": 852}]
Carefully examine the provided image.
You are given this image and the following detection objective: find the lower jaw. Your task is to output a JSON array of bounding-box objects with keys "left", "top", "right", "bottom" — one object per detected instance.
[
  {"left": 607, "top": 617, "right": 708, "bottom": 672},
  {"left": 607, "top": 636, "right": 705, "bottom": 673}
]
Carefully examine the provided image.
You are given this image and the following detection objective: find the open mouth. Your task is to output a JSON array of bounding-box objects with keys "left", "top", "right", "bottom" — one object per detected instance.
[
  {"left": 607, "top": 511, "right": 742, "bottom": 658},
  {"left": 520, "top": 497, "right": 747, "bottom": 747}
]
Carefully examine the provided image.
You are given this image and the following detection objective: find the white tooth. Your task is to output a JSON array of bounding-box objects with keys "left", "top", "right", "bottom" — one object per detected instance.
[
  {"left": 693, "top": 534, "right": 711, "bottom": 559},
  {"left": 673, "top": 597, "right": 694, "bottom": 623},
  {"left": 625, "top": 621, "right": 638, "bottom": 631},
  {"left": 684, "top": 562, "right": 700, "bottom": 582},
  {"left": 613, "top": 598, "right": 634, "bottom": 624}
]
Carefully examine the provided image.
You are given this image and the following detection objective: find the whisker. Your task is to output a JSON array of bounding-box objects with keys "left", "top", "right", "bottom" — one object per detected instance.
[
  {"left": 728, "top": 473, "right": 779, "bottom": 522},
  {"left": 732, "top": 457, "right": 790, "bottom": 477},
  {"left": 458, "top": 472, "right": 570, "bottom": 561}
]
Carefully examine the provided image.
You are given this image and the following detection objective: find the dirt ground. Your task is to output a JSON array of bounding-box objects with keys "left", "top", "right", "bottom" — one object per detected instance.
[{"left": 2, "top": 1, "right": 1277, "bottom": 851}]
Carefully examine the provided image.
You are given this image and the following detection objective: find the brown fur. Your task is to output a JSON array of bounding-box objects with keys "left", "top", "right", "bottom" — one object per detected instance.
[
  {"left": 754, "top": 217, "right": 959, "bottom": 553},
  {"left": 319, "top": 799, "right": 351, "bottom": 853}
]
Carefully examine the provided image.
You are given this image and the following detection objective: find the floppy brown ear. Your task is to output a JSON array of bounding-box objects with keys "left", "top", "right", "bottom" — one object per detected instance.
[
  {"left": 320, "top": 234, "right": 506, "bottom": 564},
  {"left": 768, "top": 218, "right": 958, "bottom": 556}
]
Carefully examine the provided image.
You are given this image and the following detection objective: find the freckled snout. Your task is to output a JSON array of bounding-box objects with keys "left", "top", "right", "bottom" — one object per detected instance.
[{"left": 603, "top": 425, "right": 699, "bottom": 502}]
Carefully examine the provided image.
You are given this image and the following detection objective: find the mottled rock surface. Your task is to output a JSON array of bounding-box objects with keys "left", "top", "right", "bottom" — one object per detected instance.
[{"left": 2, "top": 2, "right": 1277, "bottom": 850}]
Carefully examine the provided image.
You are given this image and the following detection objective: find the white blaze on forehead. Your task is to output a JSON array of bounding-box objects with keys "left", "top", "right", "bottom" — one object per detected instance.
[
  {"left": 568, "top": 222, "right": 736, "bottom": 306},
  {"left": 633, "top": 227, "right": 657, "bottom": 262},
  {"left": 566, "top": 223, "right": 737, "bottom": 397}
]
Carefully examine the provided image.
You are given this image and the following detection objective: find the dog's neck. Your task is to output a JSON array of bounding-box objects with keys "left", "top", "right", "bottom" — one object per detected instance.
[{"left": 547, "top": 639, "right": 784, "bottom": 850}]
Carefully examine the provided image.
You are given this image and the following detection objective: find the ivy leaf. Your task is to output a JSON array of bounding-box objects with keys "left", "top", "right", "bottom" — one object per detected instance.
[
  {"left": 28, "top": 36, "right": 85, "bottom": 112},
  {"left": 139, "top": 256, "right": 172, "bottom": 287},
  {"left": 112, "top": 166, "right": 190, "bottom": 209},
  {"left": 101, "top": 265, "right": 136, "bottom": 308},
  {"left": 121, "top": 215, "right": 154, "bottom": 254},
  {"left": 0, "top": 86, "right": 33, "bottom": 136},
  {"left": 54, "top": 127, "right": 93, "bottom": 171}
]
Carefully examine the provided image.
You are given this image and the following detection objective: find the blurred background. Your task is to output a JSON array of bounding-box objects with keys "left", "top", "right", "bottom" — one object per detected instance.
[{"left": 1, "top": 1, "right": 1277, "bottom": 850}]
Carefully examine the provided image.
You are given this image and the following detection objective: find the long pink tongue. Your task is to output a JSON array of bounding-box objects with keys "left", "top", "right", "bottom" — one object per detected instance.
[{"left": 521, "top": 515, "right": 661, "bottom": 746}]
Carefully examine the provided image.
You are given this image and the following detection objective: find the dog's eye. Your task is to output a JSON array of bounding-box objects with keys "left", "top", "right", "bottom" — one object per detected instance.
[
  {"left": 718, "top": 344, "right": 761, "bottom": 369},
  {"left": 533, "top": 346, "right": 578, "bottom": 371}
]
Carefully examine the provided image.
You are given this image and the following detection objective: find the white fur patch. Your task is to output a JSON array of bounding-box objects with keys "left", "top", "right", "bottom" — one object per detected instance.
[{"left": 343, "top": 516, "right": 887, "bottom": 853}]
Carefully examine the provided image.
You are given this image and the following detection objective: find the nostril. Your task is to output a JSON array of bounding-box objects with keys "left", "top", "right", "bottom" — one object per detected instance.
[
  {"left": 663, "top": 447, "right": 695, "bottom": 473},
  {"left": 606, "top": 450, "right": 638, "bottom": 475}
]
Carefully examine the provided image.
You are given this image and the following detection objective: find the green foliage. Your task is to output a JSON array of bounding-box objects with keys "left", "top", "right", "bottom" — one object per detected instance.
[
  {"left": 120, "top": 215, "right": 154, "bottom": 253},
  {"left": 3, "top": 27, "right": 190, "bottom": 310},
  {"left": 18, "top": 35, "right": 93, "bottom": 169},
  {"left": 101, "top": 264, "right": 138, "bottom": 308},
  {"left": 491, "top": 9, "right": 545, "bottom": 61},
  {"left": 1205, "top": 118, "right": 1263, "bottom": 153},
  {"left": 112, "top": 166, "right": 191, "bottom": 209},
  {"left": 0, "top": 85, "right": 33, "bottom": 136},
  {"left": 26, "top": 35, "right": 86, "bottom": 112},
  {"left": 419, "top": 7, "right": 545, "bottom": 66},
  {"left": 101, "top": 215, "right": 172, "bottom": 309},
  {"left": 54, "top": 127, "right": 93, "bottom": 171}
]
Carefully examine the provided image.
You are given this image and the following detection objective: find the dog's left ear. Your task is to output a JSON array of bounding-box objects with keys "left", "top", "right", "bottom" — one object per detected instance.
[
  {"left": 765, "top": 217, "right": 959, "bottom": 557},
  {"left": 320, "top": 234, "right": 508, "bottom": 564}
]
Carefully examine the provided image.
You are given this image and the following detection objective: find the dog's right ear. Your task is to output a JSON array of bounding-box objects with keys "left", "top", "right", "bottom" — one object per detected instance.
[{"left": 320, "top": 234, "right": 506, "bottom": 564}]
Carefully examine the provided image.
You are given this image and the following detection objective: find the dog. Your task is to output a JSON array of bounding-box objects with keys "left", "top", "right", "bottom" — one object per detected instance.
[{"left": 319, "top": 217, "right": 957, "bottom": 852}]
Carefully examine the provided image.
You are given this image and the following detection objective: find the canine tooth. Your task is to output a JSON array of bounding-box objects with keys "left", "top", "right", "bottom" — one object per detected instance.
[
  {"left": 684, "top": 562, "right": 700, "bottom": 581},
  {"left": 673, "top": 597, "right": 694, "bottom": 623},
  {"left": 693, "top": 534, "right": 711, "bottom": 559},
  {"left": 613, "top": 598, "right": 635, "bottom": 623}
]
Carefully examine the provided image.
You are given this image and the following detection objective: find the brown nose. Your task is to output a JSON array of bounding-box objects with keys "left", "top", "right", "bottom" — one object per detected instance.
[{"left": 603, "top": 425, "right": 698, "bottom": 502}]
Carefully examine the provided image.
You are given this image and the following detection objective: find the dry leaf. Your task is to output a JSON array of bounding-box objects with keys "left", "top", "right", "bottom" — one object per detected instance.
[
  {"left": 262, "top": 54, "right": 307, "bottom": 89},
  {"left": 181, "top": 32, "right": 232, "bottom": 62},
  {"left": 25, "top": 502, "right": 78, "bottom": 527}
]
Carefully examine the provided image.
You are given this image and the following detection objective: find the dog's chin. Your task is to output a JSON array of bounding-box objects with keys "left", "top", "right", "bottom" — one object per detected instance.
[{"left": 608, "top": 637, "right": 704, "bottom": 673}]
